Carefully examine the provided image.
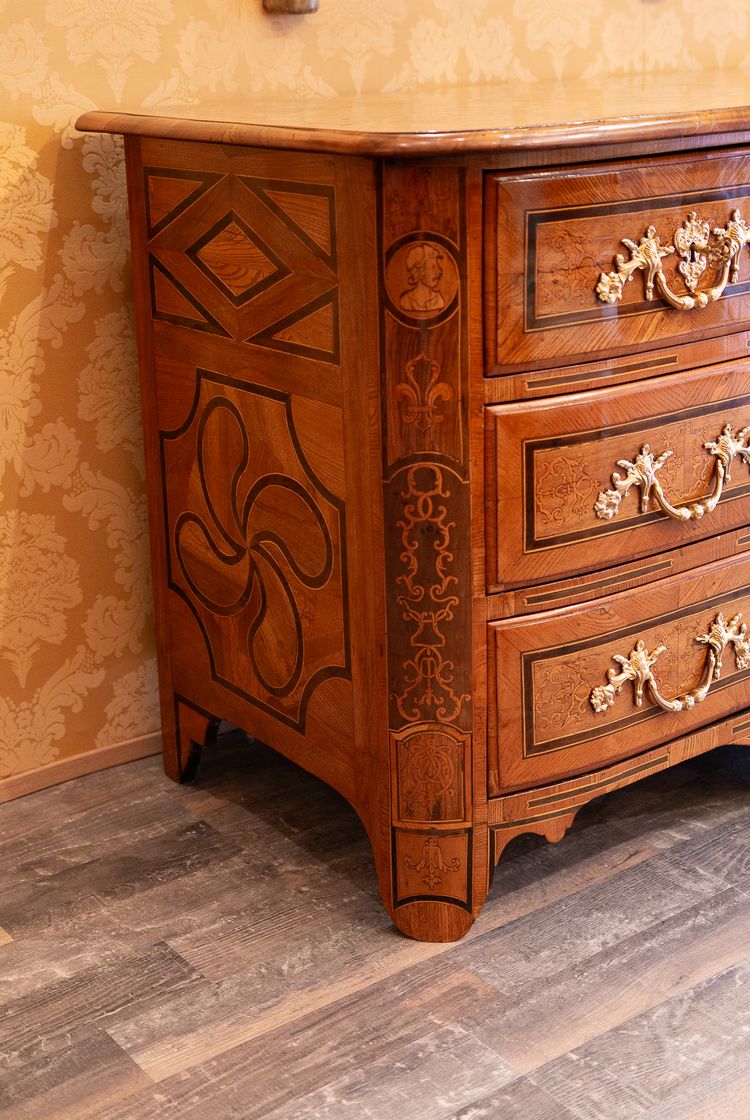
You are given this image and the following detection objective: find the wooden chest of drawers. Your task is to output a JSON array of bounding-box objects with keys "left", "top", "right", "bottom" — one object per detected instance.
[{"left": 78, "top": 74, "right": 750, "bottom": 942}]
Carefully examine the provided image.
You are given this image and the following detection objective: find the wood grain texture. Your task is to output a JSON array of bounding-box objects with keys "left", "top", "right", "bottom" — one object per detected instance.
[
  {"left": 83, "top": 90, "right": 750, "bottom": 942},
  {"left": 124, "top": 135, "right": 366, "bottom": 816},
  {"left": 490, "top": 552, "right": 750, "bottom": 791},
  {"left": 486, "top": 362, "right": 750, "bottom": 593},
  {"left": 483, "top": 326, "right": 750, "bottom": 402},
  {"left": 379, "top": 161, "right": 485, "bottom": 939},
  {"left": 2, "top": 738, "right": 750, "bottom": 1118},
  {"left": 76, "top": 70, "right": 750, "bottom": 155},
  {"left": 487, "top": 149, "right": 750, "bottom": 374}
]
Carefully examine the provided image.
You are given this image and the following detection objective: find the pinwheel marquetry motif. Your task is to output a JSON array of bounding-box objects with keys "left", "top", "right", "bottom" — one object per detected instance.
[
  {"left": 596, "top": 208, "right": 750, "bottom": 311},
  {"left": 590, "top": 612, "right": 750, "bottom": 716},
  {"left": 162, "top": 373, "right": 349, "bottom": 730},
  {"left": 594, "top": 423, "right": 750, "bottom": 523}
]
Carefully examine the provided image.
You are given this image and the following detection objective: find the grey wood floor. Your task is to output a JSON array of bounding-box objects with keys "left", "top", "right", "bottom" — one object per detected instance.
[{"left": 2, "top": 733, "right": 750, "bottom": 1120}]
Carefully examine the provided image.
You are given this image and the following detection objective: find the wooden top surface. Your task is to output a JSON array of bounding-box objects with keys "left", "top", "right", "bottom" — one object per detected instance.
[{"left": 76, "top": 70, "right": 750, "bottom": 155}]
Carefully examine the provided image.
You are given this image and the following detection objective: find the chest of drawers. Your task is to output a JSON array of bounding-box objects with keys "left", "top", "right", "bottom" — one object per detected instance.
[{"left": 78, "top": 74, "right": 750, "bottom": 941}]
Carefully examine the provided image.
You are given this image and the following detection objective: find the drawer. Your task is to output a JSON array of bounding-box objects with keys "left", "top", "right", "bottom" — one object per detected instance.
[
  {"left": 486, "top": 362, "right": 750, "bottom": 593},
  {"left": 489, "top": 550, "right": 750, "bottom": 794},
  {"left": 485, "top": 149, "right": 750, "bottom": 375}
]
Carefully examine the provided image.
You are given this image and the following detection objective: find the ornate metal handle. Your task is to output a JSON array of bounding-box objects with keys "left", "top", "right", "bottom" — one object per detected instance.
[
  {"left": 590, "top": 612, "right": 750, "bottom": 715},
  {"left": 594, "top": 422, "right": 750, "bottom": 522},
  {"left": 596, "top": 209, "right": 750, "bottom": 311}
]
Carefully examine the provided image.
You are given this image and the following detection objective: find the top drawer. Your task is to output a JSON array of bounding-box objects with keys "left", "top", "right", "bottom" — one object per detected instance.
[{"left": 486, "top": 149, "right": 750, "bottom": 375}]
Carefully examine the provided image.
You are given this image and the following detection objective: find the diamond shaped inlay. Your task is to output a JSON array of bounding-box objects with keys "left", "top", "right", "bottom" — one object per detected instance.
[{"left": 187, "top": 211, "right": 289, "bottom": 306}]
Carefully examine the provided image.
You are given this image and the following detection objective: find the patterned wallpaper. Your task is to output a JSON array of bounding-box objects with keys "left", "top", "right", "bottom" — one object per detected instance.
[{"left": 0, "top": 0, "right": 746, "bottom": 794}]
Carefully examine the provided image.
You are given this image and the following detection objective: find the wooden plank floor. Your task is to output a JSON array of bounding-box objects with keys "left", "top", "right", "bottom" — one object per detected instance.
[{"left": 2, "top": 733, "right": 750, "bottom": 1120}]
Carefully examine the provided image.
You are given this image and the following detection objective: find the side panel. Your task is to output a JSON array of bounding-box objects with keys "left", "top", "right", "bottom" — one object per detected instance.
[{"left": 124, "top": 137, "right": 384, "bottom": 820}]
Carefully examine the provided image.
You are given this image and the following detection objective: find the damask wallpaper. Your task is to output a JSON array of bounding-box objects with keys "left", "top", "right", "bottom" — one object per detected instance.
[{"left": 0, "top": 0, "right": 746, "bottom": 798}]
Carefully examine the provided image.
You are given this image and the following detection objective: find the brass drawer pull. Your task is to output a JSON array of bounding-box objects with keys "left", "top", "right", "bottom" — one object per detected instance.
[
  {"left": 594, "top": 423, "right": 750, "bottom": 522},
  {"left": 596, "top": 209, "right": 750, "bottom": 311},
  {"left": 590, "top": 612, "right": 750, "bottom": 715}
]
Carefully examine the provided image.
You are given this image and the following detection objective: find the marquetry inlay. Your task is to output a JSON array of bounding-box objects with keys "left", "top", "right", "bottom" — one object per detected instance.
[{"left": 80, "top": 76, "right": 750, "bottom": 943}]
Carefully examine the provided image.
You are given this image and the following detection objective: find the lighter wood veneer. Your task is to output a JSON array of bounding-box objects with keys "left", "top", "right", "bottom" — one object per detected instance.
[{"left": 78, "top": 70, "right": 750, "bottom": 154}]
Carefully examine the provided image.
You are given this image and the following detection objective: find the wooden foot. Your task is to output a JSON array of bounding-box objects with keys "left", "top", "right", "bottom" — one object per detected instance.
[
  {"left": 390, "top": 898, "right": 478, "bottom": 942},
  {"left": 377, "top": 821, "right": 488, "bottom": 942},
  {"left": 166, "top": 695, "right": 220, "bottom": 783}
]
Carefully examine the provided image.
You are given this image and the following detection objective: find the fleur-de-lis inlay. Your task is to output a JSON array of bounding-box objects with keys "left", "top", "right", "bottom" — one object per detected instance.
[{"left": 394, "top": 353, "right": 454, "bottom": 432}]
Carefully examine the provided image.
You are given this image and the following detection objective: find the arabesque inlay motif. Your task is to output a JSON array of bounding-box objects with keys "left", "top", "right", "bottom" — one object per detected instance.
[
  {"left": 596, "top": 209, "right": 750, "bottom": 311},
  {"left": 536, "top": 452, "right": 597, "bottom": 527},
  {"left": 398, "top": 731, "right": 464, "bottom": 821},
  {"left": 392, "top": 465, "right": 470, "bottom": 724},
  {"left": 404, "top": 836, "right": 461, "bottom": 890},
  {"left": 590, "top": 612, "right": 750, "bottom": 715},
  {"left": 594, "top": 423, "right": 750, "bottom": 523}
]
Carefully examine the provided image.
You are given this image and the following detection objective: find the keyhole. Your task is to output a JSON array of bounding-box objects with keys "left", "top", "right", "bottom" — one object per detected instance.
[{"left": 690, "top": 242, "right": 698, "bottom": 263}]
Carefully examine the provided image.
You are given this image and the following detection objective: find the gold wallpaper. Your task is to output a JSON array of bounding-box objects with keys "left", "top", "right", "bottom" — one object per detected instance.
[{"left": 0, "top": 0, "right": 746, "bottom": 796}]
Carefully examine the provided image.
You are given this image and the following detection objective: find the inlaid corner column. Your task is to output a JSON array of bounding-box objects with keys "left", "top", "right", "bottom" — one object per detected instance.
[{"left": 379, "top": 161, "right": 483, "bottom": 941}]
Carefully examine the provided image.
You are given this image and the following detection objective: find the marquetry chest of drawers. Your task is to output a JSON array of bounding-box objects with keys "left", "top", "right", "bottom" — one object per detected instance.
[{"left": 79, "top": 73, "right": 750, "bottom": 941}]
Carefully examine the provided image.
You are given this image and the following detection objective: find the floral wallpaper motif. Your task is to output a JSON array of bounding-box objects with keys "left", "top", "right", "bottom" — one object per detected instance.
[{"left": 0, "top": 0, "right": 744, "bottom": 792}]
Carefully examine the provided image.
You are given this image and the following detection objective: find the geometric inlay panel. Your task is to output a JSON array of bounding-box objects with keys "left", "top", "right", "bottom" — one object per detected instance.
[
  {"left": 250, "top": 289, "right": 340, "bottom": 364},
  {"left": 187, "top": 211, "right": 290, "bottom": 306},
  {"left": 147, "top": 172, "right": 340, "bottom": 362},
  {"left": 160, "top": 368, "right": 350, "bottom": 731},
  {"left": 254, "top": 182, "right": 336, "bottom": 265},
  {"left": 150, "top": 258, "right": 229, "bottom": 336},
  {"left": 144, "top": 168, "right": 221, "bottom": 238}
]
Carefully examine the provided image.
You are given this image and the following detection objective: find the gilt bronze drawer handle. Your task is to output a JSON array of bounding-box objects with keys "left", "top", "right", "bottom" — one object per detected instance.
[
  {"left": 596, "top": 209, "right": 750, "bottom": 310},
  {"left": 594, "top": 422, "right": 750, "bottom": 522},
  {"left": 590, "top": 612, "right": 750, "bottom": 715}
]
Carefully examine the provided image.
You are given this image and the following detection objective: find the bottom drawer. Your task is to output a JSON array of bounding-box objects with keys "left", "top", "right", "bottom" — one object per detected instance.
[{"left": 489, "top": 550, "right": 750, "bottom": 793}]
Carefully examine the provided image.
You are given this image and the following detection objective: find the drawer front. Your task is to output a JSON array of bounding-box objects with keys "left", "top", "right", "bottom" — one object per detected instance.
[
  {"left": 486, "top": 362, "right": 750, "bottom": 593},
  {"left": 489, "top": 550, "right": 750, "bottom": 793},
  {"left": 486, "top": 149, "right": 750, "bottom": 374}
]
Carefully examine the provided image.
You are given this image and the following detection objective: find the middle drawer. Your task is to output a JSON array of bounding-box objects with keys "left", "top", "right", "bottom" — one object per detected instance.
[{"left": 486, "top": 361, "right": 750, "bottom": 593}]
